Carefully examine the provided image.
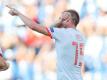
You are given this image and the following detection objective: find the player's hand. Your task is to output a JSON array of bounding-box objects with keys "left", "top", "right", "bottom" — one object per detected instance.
[{"left": 6, "top": 5, "right": 19, "bottom": 16}]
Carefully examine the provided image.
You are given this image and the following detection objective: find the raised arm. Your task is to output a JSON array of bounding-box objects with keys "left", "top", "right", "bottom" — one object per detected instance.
[{"left": 7, "top": 5, "right": 49, "bottom": 36}]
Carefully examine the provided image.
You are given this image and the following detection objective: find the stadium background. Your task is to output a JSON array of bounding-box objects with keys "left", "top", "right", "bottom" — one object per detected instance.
[{"left": 0, "top": 0, "right": 107, "bottom": 80}]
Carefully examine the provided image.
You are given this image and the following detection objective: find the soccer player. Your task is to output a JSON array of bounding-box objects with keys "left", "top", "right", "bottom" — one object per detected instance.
[
  {"left": 7, "top": 5, "right": 85, "bottom": 80},
  {"left": 0, "top": 48, "right": 9, "bottom": 71}
]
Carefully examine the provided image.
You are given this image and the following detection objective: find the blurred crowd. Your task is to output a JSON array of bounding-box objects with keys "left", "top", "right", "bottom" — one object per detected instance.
[{"left": 0, "top": 0, "right": 107, "bottom": 80}]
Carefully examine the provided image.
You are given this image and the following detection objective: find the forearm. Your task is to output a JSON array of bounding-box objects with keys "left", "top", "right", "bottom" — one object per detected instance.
[{"left": 18, "top": 12, "right": 48, "bottom": 35}]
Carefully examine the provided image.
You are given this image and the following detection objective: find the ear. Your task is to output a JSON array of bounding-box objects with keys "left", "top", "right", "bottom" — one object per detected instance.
[{"left": 72, "top": 19, "right": 76, "bottom": 25}]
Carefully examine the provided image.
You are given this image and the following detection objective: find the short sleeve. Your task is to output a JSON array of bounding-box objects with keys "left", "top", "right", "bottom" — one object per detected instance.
[{"left": 46, "top": 27, "right": 64, "bottom": 40}]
